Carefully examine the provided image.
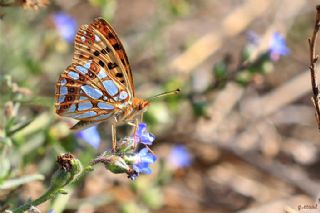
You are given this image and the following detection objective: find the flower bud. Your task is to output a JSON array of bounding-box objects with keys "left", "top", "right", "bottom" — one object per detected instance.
[
  {"left": 50, "top": 153, "right": 83, "bottom": 189},
  {"left": 116, "top": 137, "right": 135, "bottom": 153},
  {"left": 92, "top": 154, "right": 131, "bottom": 174},
  {"left": 123, "top": 153, "right": 139, "bottom": 165},
  {"left": 4, "top": 102, "right": 15, "bottom": 118}
]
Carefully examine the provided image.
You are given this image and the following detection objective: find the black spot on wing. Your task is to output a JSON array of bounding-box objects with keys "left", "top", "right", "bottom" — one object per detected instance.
[
  {"left": 115, "top": 73, "right": 123, "bottom": 78},
  {"left": 93, "top": 50, "right": 100, "bottom": 56},
  {"left": 99, "top": 60, "right": 105, "bottom": 67},
  {"left": 107, "top": 62, "right": 118, "bottom": 69},
  {"left": 113, "top": 43, "right": 121, "bottom": 50},
  {"left": 108, "top": 32, "right": 115, "bottom": 39},
  {"left": 101, "top": 47, "right": 110, "bottom": 55}
]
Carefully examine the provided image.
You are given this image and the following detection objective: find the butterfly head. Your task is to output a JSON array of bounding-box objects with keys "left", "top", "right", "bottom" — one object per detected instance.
[{"left": 132, "top": 97, "right": 150, "bottom": 113}]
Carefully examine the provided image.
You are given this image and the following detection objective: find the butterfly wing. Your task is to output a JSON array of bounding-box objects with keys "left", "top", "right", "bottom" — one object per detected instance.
[
  {"left": 55, "top": 18, "right": 133, "bottom": 124},
  {"left": 74, "top": 18, "right": 135, "bottom": 96}
]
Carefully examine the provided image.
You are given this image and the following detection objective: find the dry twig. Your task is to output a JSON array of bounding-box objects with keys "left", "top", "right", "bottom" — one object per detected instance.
[{"left": 308, "top": 5, "right": 320, "bottom": 130}]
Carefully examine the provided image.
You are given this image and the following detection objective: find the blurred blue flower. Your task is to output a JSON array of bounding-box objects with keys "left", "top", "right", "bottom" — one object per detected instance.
[
  {"left": 246, "top": 31, "right": 260, "bottom": 45},
  {"left": 268, "top": 32, "right": 290, "bottom": 61},
  {"left": 135, "top": 123, "right": 155, "bottom": 145},
  {"left": 48, "top": 209, "right": 54, "bottom": 213},
  {"left": 133, "top": 148, "right": 157, "bottom": 175},
  {"left": 169, "top": 145, "right": 191, "bottom": 169},
  {"left": 53, "top": 12, "right": 77, "bottom": 43},
  {"left": 75, "top": 126, "right": 101, "bottom": 149}
]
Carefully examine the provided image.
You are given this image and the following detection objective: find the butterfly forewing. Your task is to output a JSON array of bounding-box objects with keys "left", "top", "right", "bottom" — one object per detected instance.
[
  {"left": 91, "top": 18, "right": 134, "bottom": 96},
  {"left": 55, "top": 18, "right": 134, "bottom": 123},
  {"left": 73, "top": 18, "right": 134, "bottom": 96}
]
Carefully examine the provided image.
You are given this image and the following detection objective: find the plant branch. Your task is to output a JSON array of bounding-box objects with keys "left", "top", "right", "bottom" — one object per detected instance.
[{"left": 308, "top": 5, "right": 320, "bottom": 130}]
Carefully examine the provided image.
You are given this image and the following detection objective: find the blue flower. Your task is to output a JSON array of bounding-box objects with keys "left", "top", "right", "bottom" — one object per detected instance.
[
  {"left": 168, "top": 145, "right": 191, "bottom": 169},
  {"left": 246, "top": 31, "right": 260, "bottom": 45},
  {"left": 132, "top": 148, "right": 157, "bottom": 175},
  {"left": 48, "top": 209, "right": 54, "bottom": 213},
  {"left": 268, "top": 32, "right": 290, "bottom": 61},
  {"left": 135, "top": 123, "right": 155, "bottom": 145},
  {"left": 53, "top": 12, "right": 77, "bottom": 43},
  {"left": 75, "top": 126, "right": 101, "bottom": 149}
]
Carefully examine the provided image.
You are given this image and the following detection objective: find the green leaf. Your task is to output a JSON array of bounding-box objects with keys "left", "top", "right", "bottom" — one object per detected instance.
[
  {"left": 0, "top": 174, "right": 44, "bottom": 190},
  {"left": 7, "top": 119, "right": 33, "bottom": 137}
]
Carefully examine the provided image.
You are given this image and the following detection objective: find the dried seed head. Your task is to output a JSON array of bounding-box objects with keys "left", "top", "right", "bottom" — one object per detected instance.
[
  {"left": 18, "top": 0, "right": 49, "bottom": 10},
  {"left": 4, "top": 102, "right": 15, "bottom": 118}
]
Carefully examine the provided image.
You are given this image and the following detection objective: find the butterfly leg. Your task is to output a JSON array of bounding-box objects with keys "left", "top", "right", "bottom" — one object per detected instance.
[
  {"left": 132, "top": 117, "right": 141, "bottom": 148},
  {"left": 134, "top": 118, "right": 139, "bottom": 148},
  {"left": 111, "top": 123, "right": 117, "bottom": 152}
]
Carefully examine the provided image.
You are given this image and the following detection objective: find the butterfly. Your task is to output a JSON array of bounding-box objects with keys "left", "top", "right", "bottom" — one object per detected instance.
[
  {"left": 55, "top": 18, "right": 179, "bottom": 151},
  {"left": 55, "top": 18, "right": 149, "bottom": 149}
]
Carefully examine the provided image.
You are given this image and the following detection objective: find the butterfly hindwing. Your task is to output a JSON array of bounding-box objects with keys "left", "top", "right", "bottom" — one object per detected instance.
[{"left": 55, "top": 62, "right": 123, "bottom": 122}]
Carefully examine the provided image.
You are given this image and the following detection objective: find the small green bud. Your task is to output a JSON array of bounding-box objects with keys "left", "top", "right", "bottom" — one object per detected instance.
[
  {"left": 116, "top": 137, "right": 135, "bottom": 153},
  {"left": 213, "top": 62, "right": 227, "bottom": 80},
  {"left": 50, "top": 153, "right": 83, "bottom": 189},
  {"left": 50, "top": 169, "right": 71, "bottom": 190},
  {"left": 235, "top": 71, "right": 252, "bottom": 86},
  {"left": 106, "top": 155, "right": 131, "bottom": 174},
  {"left": 123, "top": 153, "right": 139, "bottom": 165},
  {"left": 92, "top": 155, "right": 131, "bottom": 174}
]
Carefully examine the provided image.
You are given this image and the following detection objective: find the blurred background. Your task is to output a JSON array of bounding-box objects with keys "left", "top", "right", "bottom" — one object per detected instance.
[{"left": 1, "top": 0, "right": 320, "bottom": 212}]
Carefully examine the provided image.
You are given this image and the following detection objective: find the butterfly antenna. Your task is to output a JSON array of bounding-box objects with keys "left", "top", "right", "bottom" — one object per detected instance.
[{"left": 147, "top": 88, "right": 180, "bottom": 102}]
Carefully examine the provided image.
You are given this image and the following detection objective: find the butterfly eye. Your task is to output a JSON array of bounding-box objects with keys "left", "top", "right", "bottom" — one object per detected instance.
[{"left": 138, "top": 101, "right": 149, "bottom": 111}]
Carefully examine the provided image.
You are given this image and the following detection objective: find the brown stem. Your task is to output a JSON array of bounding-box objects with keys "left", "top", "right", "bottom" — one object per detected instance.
[{"left": 308, "top": 5, "right": 320, "bottom": 130}]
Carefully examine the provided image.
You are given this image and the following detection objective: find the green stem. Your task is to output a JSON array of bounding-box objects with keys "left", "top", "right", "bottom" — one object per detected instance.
[
  {"left": 11, "top": 165, "right": 94, "bottom": 213},
  {"left": 12, "top": 187, "right": 57, "bottom": 213}
]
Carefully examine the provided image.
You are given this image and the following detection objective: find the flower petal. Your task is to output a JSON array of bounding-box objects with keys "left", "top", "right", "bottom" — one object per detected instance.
[
  {"left": 268, "top": 32, "right": 290, "bottom": 60},
  {"left": 136, "top": 123, "right": 147, "bottom": 136},
  {"left": 75, "top": 126, "right": 101, "bottom": 149},
  {"left": 169, "top": 145, "right": 191, "bottom": 169},
  {"left": 135, "top": 123, "right": 156, "bottom": 145},
  {"left": 53, "top": 12, "right": 77, "bottom": 43},
  {"left": 132, "top": 148, "right": 157, "bottom": 175}
]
